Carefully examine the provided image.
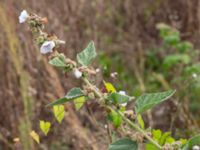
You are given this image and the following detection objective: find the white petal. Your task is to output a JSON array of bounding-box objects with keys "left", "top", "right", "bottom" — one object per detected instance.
[
  {"left": 40, "top": 41, "right": 55, "bottom": 54},
  {"left": 19, "top": 10, "right": 29, "bottom": 23},
  {"left": 192, "top": 73, "right": 197, "bottom": 78},
  {"left": 119, "top": 91, "right": 126, "bottom": 95},
  {"left": 104, "top": 124, "right": 108, "bottom": 129},
  {"left": 193, "top": 145, "right": 200, "bottom": 150},
  {"left": 95, "top": 68, "right": 100, "bottom": 73},
  {"left": 73, "top": 69, "right": 82, "bottom": 79}
]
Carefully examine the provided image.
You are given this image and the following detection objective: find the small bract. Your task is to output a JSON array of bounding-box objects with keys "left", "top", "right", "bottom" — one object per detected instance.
[
  {"left": 73, "top": 69, "right": 82, "bottom": 79},
  {"left": 40, "top": 41, "right": 55, "bottom": 54},
  {"left": 19, "top": 10, "right": 29, "bottom": 23}
]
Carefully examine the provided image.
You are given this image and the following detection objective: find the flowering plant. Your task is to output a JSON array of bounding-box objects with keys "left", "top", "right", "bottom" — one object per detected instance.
[{"left": 19, "top": 10, "right": 200, "bottom": 150}]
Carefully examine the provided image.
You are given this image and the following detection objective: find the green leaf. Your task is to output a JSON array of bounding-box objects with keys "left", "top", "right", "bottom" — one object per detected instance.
[
  {"left": 77, "top": 41, "right": 97, "bottom": 66},
  {"left": 184, "top": 63, "right": 200, "bottom": 75},
  {"left": 107, "top": 109, "right": 123, "bottom": 128},
  {"left": 165, "top": 137, "right": 175, "bottom": 144},
  {"left": 163, "top": 54, "right": 191, "bottom": 69},
  {"left": 49, "top": 54, "right": 67, "bottom": 67},
  {"left": 182, "top": 134, "right": 200, "bottom": 150},
  {"left": 145, "top": 143, "right": 160, "bottom": 150},
  {"left": 159, "top": 132, "right": 171, "bottom": 145},
  {"left": 107, "top": 92, "right": 130, "bottom": 104},
  {"left": 135, "top": 90, "right": 175, "bottom": 114},
  {"left": 137, "top": 114, "right": 145, "bottom": 129},
  {"left": 74, "top": 96, "right": 85, "bottom": 110},
  {"left": 30, "top": 130, "right": 40, "bottom": 144},
  {"left": 109, "top": 138, "right": 138, "bottom": 150},
  {"left": 47, "top": 87, "right": 84, "bottom": 106},
  {"left": 104, "top": 81, "right": 116, "bottom": 93},
  {"left": 53, "top": 105, "right": 65, "bottom": 123},
  {"left": 175, "top": 41, "right": 193, "bottom": 53},
  {"left": 152, "top": 129, "right": 162, "bottom": 143},
  {"left": 163, "top": 32, "right": 180, "bottom": 45},
  {"left": 179, "top": 138, "right": 187, "bottom": 146},
  {"left": 40, "top": 120, "right": 51, "bottom": 136},
  {"left": 65, "top": 87, "right": 84, "bottom": 99}
]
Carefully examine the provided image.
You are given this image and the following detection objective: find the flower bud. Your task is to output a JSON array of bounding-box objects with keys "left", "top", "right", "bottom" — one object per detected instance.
[
  {"left": 73, "top": 69, "right": 82, "bottom": 79},
  {"left": 124, "top": 110, "right": 135, "bottom": 119},
  {"left": 88, "top": 92, "right": 95, "bottom": 99},
  {"left": 36, "top": 36, "right": 46, "bottom": 45}
]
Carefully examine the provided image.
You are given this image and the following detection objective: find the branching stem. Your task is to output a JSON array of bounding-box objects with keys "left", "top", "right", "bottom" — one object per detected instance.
[{"left": 82, "top": 77, "right": 162, "bottom": 149}]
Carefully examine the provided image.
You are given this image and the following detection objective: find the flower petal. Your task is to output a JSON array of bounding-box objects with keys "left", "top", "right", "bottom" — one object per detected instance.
[
  {"left": 40, "top": 41, "right": 55, "bottom": 54},
  {"left": 119, "top": 91, "right": 126, "bottom": 95},
  {"left": 19, "top": 10, "right": 29, "bottom": 23},
  {"left": 73, "top": 69, "right": 82, "bottom": 79}
]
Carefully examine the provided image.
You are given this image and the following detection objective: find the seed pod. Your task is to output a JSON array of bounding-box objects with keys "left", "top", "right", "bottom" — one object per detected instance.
[{"left": 36, "top": 35, "right": 46, "bottom": 45}]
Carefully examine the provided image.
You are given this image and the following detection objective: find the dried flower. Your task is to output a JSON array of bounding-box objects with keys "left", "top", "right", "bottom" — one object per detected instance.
[
  {"left": 73, "top": 69, "right": 82, "bottom": 79},
  {"left": 40, "top": 41, "right": 55, "bottom": 54},
  {"left": 19, "top": 10, "right": 29, "bottom": 23}
]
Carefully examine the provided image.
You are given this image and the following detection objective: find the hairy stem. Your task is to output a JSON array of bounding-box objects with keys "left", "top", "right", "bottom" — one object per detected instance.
[{"left": 25, "top": 12, "right": 162, "bottom": 149}]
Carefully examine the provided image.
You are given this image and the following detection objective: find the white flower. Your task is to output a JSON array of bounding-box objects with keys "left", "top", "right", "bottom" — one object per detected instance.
[
  {"left": 192, "top": 73, "right": 197, "bottom": 78},
  {"left": 19, "top": 10, "right": 29, "bottom": 23},
  {"left": 95, "top": 68, "right": 100, "bottom": 73},
  {"left": 73, "top": 69, "right": 82, "bottom": 79},
  {"left": 104, "top": 124, "right": 108, "bottom": 129},
  {"left": 110, "top": 72, "right": 118, "bottom": 78},
  {"left": 120, "top": 103, "right": 127, "bottom": 107},
  {"left": 193, "top": 145, "right": 200, "bottom": 150},
  {"left": 40, "top": 41, "right": 55, "bottom": 54},
  {"left": 119, "top": 90, "right": 126, "bottom": 95}
]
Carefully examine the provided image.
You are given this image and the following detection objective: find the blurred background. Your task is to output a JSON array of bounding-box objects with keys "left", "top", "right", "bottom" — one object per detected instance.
[{"left": 1, "top": 0, "right": 200, "bottom": 149}]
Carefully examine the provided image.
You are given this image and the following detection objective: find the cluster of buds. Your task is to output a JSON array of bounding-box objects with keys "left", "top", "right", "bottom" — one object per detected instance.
[
  {"left": 162, "top": 141, "right": 183, "bottom": 150},
  {"left": 19, "top": 10, "right": 100, "bottom": 80},
  {"left": 73, "top": 66, "right": 100, "bottom": 79},
  {"left": 19, "top": 10, "right": 65, "bottom": 55},
  {"left": 82, "top": 85, "right": 96, "bottom": 99},
  {"left": 124, "top": 110, "right": 135, "bottom": 120},
  {"left": 125, "top": 129, "right": 144, "bottom": 143},
  {"left": 171, "top": 141, "right": 183, "bottom": 150},
  {"left": 162, "top": 144, "right": 171, "bottom": 150}
]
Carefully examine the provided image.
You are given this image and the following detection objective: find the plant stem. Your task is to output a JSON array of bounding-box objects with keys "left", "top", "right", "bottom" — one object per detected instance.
[
  {"left": 82, "top": 77, "right": 162, "bottom": 149},
  {"left": 117, "top": 111, "right": 162, "bottom": 149}
]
